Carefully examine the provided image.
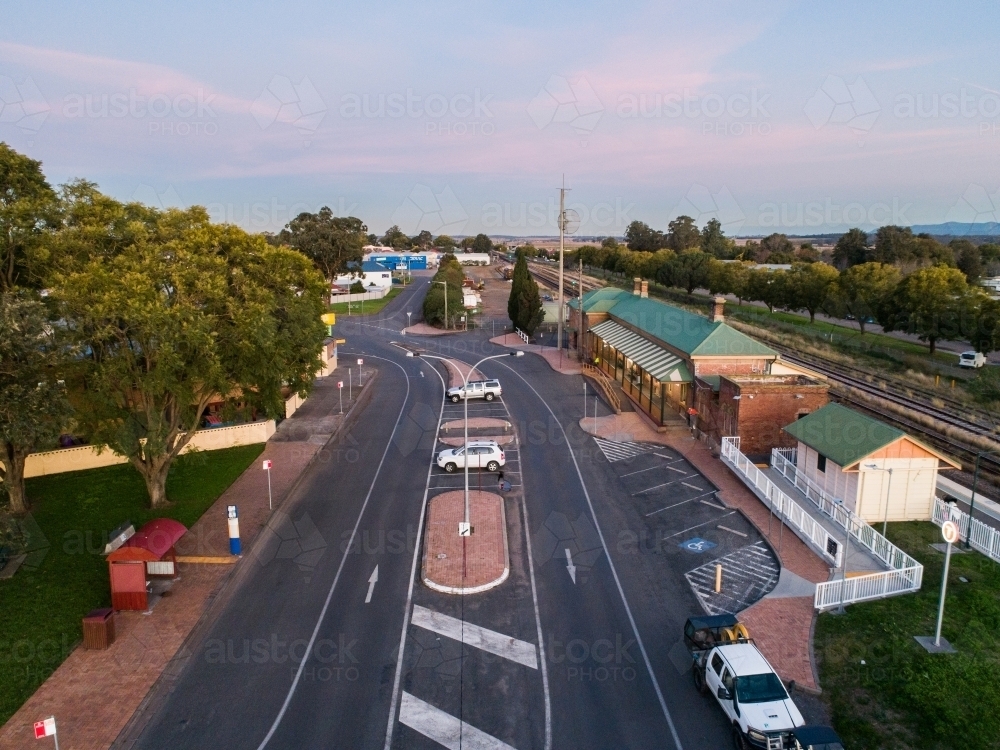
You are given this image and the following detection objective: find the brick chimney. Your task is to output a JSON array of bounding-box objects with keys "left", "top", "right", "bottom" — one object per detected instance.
[
  {"left": 640, "top": 280, "right": 649, "bottom": 298},
  {"left": 711, "top": 296, "right": 725, "bottom": 323},
  {"left": 633, "top": 277, "right": 642, "bottom": 295}
]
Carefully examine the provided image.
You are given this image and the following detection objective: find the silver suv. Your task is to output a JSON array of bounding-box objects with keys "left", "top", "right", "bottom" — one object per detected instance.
[
  {"left": 437, "top": 441, "right": 506, "bottom": 473},
  {"left": 446, "top": 379, "right": 502, "bottom": 403}
]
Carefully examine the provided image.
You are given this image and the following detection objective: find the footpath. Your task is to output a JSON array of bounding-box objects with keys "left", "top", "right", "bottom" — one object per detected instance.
[{"left": 0, "top": 364, "right": 377, "bottom": 750}]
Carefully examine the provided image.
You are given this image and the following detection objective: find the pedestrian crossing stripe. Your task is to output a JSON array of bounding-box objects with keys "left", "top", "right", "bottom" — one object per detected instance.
[{"left": 593, "top": 437, "right": 657, "bottom": 462}]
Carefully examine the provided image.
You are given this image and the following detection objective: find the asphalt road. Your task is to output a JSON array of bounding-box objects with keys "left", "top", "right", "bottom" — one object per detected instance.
[{"left": 127, "top": 279, "right": 736, "bottom": 750}]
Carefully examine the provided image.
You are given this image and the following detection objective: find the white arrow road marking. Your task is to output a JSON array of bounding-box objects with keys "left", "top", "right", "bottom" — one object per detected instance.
[
  {"left": 365, "top": 565, "right": 379, "bottom": 604},
  {"left": 411, "top": 605, "right": 538, "bottom": 669},
  {"left": 399, "top": 692, "right": 518, "bottom": 750},
  {"left": 565, "top": 548, "right": 577, "bottom": 584}
]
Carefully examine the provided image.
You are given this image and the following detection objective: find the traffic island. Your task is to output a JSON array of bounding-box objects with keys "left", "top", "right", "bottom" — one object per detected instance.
[{"left": 422, "top": 491, "right": 509, "bottom": 595}]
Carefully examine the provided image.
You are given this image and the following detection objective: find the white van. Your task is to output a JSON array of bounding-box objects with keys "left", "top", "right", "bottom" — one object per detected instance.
[{"left": 959, "top": 351, "right": 987, "bottom": 368}]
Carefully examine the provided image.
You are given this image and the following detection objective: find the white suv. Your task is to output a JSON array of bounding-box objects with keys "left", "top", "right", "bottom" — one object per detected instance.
[
  {"left": 436, "top": 441, "right": 505, "bottom": 473},
  {"left": 959, "top": 351, "right": 987, "bottom": 368},
  {"left": 703, "top": 643, "right": 804, "bottom": 749},
  {"left": 446, "top": 379, "right": 502, "bottom": 403}
]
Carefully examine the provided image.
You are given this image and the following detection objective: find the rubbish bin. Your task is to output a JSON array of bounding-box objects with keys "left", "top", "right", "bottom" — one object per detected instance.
[{"left": 82, "top": 608, "right": 116, "bottom": 650}]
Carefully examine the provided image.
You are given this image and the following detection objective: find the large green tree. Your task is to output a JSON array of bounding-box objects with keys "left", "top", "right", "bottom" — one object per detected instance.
[
  {"left": 832, "top": 228, "right": 870, "bottom": 269},
  {"left": 0, "top": 143, "right": 60, "bottom": 292},
  {"left": 56, "top": 211, "right": 326, "bottom": 507},
  {"left": 0, "top": 293, "right": 73, "bottom": 514},
  {"left": 878, "top": 265, "right": 968, "bottom": 353},
  {"left": 507, "top": 251, "right": 544, "bottom": 335},
  {"left": 624, "top": 221, "right": 665, "bottom": 252},
  {"left": 276, "top": 208, "right": 366, "bottom": 285},
  {"left": 700, "top": 218, "right": 735, "bottom": 258},
  {"left": 422, "top": 253, "right": 465, "bottom": 327},
  {"left": 666, "top": 216, "right": 701, "bottom": 252},
  {"left": 471, "top": 233, "right": 493, "bottom": 254},
  {"left": 785, "top": 262, "right": 839, "bottom": 323},
  {"left": 745, "top": 268, "right": 788, "bottom": 313},
  {"left": 659, "top": 251, "right": 712, "bottom": 294},
  {"left": 832, "top": 262, "right": 899, "bottom": 334}
]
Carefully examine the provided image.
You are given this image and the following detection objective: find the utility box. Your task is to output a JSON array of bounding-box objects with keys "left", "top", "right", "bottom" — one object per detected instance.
[{"left": 82, "top": 608, "right": 116, "bottom": 650}]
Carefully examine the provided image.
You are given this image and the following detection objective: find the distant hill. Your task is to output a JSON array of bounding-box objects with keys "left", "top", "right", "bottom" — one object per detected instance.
[{"left": 910, "top": 222, "right": 1000, "bottom": 237}]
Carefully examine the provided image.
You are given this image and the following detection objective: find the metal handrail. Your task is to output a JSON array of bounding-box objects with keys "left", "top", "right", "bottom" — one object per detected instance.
[
  {"left": 933, "top": 497, "right": 1000, "bottom": 564},
  {"left": 581, "top": 363, "right": 621, "bottom": 413},
  {"left": 720, "top": 437, "right": 922, "bottom": 610}
]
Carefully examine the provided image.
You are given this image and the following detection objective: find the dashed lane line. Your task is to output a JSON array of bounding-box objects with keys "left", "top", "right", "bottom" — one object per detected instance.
[
  {"left": 411, "top": 605, "right": 538, "bottom": 670},
  {"left": 399, "top": 692, "right": 518, "bottom": 750}
]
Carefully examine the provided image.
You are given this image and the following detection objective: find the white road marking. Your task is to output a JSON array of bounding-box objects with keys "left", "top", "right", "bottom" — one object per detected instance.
[
  {"left": 681, "top": 481, "right": 702, "bottom": 491},
  {"left": 365, "top": 565, "right": 379, "bottom": 603},
  {"left": 660, "top": 511, "right": 735, "bottom": 539},
  {"left": 717, "top": 525, "right": 748, "bottom": 538},
  {"left": 666, "top": 465, "right": 687, "bottom": 474},
  {"left": 384, "top": 358, "right": 448, "bottom": 750},
  {"left": 399, "top": 692, "right": 517, "bottom": 750},
  {"left": 411, "top": 605, "right": 538, "bottom": 669},
  {"left": 498, "top": 363, "right": 684, "bottom": 750},
  {"left": 256, "top": 355, "right": 413, "bottom": 750},
  {"left": 565, "top": 548, "right": 577, "bottom": 584},
  {"left": 645, "top": 490, "right": 720, "bottom": 515},
  {"left": 593, "top": 438, "right": 656, "bottom": 462}
]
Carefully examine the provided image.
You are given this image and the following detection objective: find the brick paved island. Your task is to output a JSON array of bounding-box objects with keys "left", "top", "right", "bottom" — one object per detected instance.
[{"left": 422, "top": 490, "right": 509, "bottom": 595}]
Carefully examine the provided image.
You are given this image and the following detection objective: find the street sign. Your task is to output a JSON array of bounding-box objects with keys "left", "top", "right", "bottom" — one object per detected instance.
[
  {"left": 357, "top": 358, "right": 363, "bottom": 366},
  {"left": 458, "top": 522, "right": 473, "bottom": 536},
  {"left": 321, "top": 313, "right": 336, "bottom": 326},
  {"left": 227, "top": 505, "right": 238, "bottom": 520},
  {"left": 262, "top": 459, "right": 272, "bottom": 470},
  {"left": 942, "top": 520, "right": 960, "bottom": 544},
  {"left": 34, "top": 717, "right": 55, "bottom": 738},
  {"left": 337, "top": 381, "right": 343, "bottom": 388}
]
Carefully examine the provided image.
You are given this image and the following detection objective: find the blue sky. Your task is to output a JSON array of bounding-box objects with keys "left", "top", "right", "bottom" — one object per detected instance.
[{"left": 2, "top": 0, "right": 999, "bottom": 237}]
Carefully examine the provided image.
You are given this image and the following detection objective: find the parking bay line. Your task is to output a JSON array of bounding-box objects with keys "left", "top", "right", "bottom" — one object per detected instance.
[
  {"left": 399, "top": 692, "right": 517, "bottom": 750},
  {"left": 644, "top": 490, "right": 718, "bottom": 516},
  {"left": 619, "top": 459, "right": 686, "bottom": 478},
  {"left": 633, "top": 477, "right": 703, "bottom": 496},
  {"left": 653, "top": 512, "right": 737, "bottom": 540},
  {"left": 411, "top": 605, "right": 538, "bottom": 669}
]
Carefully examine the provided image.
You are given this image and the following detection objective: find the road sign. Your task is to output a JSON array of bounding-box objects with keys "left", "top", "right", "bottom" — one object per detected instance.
[
  {"left": 34, "top": 717, "right": 55, "bottom": 738},
  {"left": 357, "top": 358, "right": 363, "bottom": 365},
  {"left": 227, "top": 505, "right": 238, "bottom": 519},
  {"left": 458, "top": 522, "right": 473, "bottom": 536},
  {"left": 941, "top": 520, "right": 960, "bottom": 544},
  {"left": 337, "top": 381, "right": 343, "bottom": 388},
  {"left": 321, "top": 313, "right": 336, "bottom": 325},
  {"left": 262, "top": 459, "right": 272, "bottom": 471}
]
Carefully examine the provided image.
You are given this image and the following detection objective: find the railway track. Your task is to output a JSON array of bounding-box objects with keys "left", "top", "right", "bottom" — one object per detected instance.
[{"left": 526, "top": 262, "right": 604, "bottom": 297}]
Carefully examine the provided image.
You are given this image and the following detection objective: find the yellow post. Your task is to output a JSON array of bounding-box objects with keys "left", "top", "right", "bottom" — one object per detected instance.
[
  {"left": 935, "top": 374, "right": 940, "bottom": 387},
  {"left": 714, "top": 564, "right": 723, "bottom": 593},
  {"left": 951, "top": 379, "right": 956, "bottom": 389},
  {"left": 321, "top": 313, "right": 336, "bottom": 336}
]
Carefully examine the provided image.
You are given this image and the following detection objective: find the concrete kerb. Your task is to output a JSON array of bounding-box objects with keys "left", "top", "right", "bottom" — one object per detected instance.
[{"left": 110, "top": 370, "right": 380, "bottom": 750}]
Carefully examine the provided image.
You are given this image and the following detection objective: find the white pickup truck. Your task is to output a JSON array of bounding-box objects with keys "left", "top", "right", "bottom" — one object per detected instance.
[
  {"left": 687, "top": 615, "right": 805, "bottom": 749},
  {"left": 446, "top": 379, "right": 502, "bottom": 403}
]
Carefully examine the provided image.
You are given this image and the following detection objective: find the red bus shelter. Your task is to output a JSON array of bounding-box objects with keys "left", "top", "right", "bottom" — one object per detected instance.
[{"left": 106, "top": 519, "right": 186, "bottom": 611}]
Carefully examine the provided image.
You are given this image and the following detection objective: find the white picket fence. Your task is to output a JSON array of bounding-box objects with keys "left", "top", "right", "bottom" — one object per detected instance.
[
  {"left": 932, "top": 496, "right": 1000, "bottom": 564},
  {"left": 720, "top": 437, "right": 923, "bottom": 609}
]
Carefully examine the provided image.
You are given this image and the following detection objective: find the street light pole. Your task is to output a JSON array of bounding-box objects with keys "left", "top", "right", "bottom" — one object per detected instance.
[{"left": 557, "top": 176, "right": 568, "bottom": 364}]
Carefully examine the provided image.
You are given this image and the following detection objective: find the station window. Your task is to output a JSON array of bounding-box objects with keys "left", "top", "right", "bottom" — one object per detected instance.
[{"left": 816, "top": 453, "right": 827, "bottom": 473}]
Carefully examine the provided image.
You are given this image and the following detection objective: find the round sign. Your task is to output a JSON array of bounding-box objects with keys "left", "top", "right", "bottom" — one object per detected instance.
[{"left": 941, "top": 520, "right": 960, "bottom": 544}]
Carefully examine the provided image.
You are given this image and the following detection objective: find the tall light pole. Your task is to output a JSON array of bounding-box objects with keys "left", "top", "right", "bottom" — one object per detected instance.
[
  {"left": 434, "top": 280, "right": 448, "bottom": 330},
  {"left": 407, "top": 351, "right": 524, "bottom": 533},
  {"left": 864, "top": 463, "right": 896, "bottom": 537},
  {"left": 556, "top": 176, "right": 568, "bottom": 362}
]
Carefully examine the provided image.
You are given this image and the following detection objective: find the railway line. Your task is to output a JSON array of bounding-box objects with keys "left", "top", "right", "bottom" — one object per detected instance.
[{"left": 526, "top": 261, "right": 604, "bottom": 297}]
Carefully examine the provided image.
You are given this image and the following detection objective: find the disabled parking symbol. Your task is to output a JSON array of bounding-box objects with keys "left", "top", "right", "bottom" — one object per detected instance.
[{"left": 679, "top": 537, "right": 716, "bottom": 554}]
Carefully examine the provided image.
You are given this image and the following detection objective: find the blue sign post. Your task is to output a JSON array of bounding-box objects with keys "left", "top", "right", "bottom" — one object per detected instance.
[{"left": 227, "top": 505, "right": 241, "bottom": 556}]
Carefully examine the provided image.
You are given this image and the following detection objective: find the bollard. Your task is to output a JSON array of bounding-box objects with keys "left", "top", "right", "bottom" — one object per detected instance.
[
  {"left": 227, "top": 505, "right": 241, "bottom": 556},
  {"left": 935, "top": 374, "right": 940, "bottom": 387},
  {"left": 714, "top": 564, "right": 723, "bottom": 593}
]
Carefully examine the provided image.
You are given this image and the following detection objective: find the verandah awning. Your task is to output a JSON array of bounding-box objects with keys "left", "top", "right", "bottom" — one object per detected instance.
[{"left": 590, "top": 320, "right": 692, "bottom": 383}]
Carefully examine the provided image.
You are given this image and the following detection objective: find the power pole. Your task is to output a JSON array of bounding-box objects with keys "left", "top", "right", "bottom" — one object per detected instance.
[{"left": 557, "top": 175, "right": 567, "bottom": 362}]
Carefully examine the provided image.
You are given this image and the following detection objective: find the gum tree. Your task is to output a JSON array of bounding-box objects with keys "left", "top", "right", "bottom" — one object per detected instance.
[
  {"left": 0, "top": 293, "right": 73, "bottom": 513},
  {"left": 56, "top": 210, "right": 326, "bottom": 508}
]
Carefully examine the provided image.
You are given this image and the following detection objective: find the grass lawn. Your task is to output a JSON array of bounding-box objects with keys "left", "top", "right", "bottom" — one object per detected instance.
[
  {"left": 815, "top": 522, "right": 1000, "bottom": 749},
  {"left": 0, "top": 444, "right": 264, "bottom": 725},
  {"left": 328, "top": 287, "right": 402, "bottom": 315}
]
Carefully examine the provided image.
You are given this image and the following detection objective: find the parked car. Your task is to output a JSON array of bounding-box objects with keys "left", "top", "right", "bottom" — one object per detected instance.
[
  {"left": 446, "top": 379, "right": 502, "bottom": 403},
  {"left": 686, "top": 614, "right": 804, "bottom": 749},
  {"left": 436, "top": 441, "right": 505, "bottom": 473},
  {"left": 959, "top": 351, "right": 987, "bottom": 368}
]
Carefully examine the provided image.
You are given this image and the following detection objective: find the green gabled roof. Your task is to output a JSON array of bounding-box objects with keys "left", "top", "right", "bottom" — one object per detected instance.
[
  {"left": 782, "top": 403, "right": 904, "bottom": 468},
  {"left": 607, "top": 295, "right": 776, "bottom": 357},
  {"left": 578, "top": 287, "right": 631, "bottom": 313}
]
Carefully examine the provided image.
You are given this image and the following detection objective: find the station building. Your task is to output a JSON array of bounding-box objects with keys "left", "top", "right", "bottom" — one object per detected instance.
[{"left": 572, "top": 279, "right": 829, "bottom": 455}]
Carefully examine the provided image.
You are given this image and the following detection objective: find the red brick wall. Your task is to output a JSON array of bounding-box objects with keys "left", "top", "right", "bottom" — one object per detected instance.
[{"left": 695, "top": 378, "right": 829, "bottom": 457}]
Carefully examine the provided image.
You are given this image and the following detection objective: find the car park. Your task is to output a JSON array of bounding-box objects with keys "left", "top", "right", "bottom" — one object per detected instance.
[
  {"left": 436, "top": 441, "right": 505, "bottom": 473},
  {"left": 446, "top": 379, "right": 502, "bottom": 402}
]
